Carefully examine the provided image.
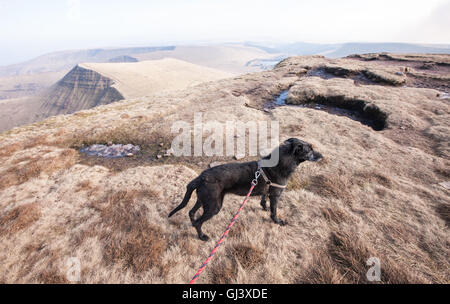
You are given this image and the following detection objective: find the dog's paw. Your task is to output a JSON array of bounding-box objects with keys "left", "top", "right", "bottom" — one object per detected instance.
[
  {"left": 273, "top": 218, "right": 287, "bottom": 226},
  {"left": 279, "top": 219, "right": 288, "bottom": 226},
  {"left": 199, "top": 234, "right": 210, "bottom": 242},
  {"left": 271, "top": 216, "right": 287, "bottom": 226}
]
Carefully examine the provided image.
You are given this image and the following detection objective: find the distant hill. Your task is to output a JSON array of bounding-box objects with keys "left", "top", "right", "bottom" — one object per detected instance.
[
  {"left": 245, "top": 41, "right": 450, "bottom": 58},
  {"left": 0, "top": 46, "right": 175, "bottom": 77},
  {"left": 326, "top": 42, "right": 450, "bottom": 58},
  {"left": 108, "top": 55, "right": 138, "bottom": 63}
]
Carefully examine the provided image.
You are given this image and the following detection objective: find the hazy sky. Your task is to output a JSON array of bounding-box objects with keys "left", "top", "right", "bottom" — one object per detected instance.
[{"left": 0, "top": 0, "right": 449, "bottom": 66}]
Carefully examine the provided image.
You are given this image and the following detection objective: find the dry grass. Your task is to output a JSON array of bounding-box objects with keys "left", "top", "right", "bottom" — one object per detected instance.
[
  {"left": 0, "top": 149, "right": 77, "bottom": 190},
  {"left": 298, "top": 229, "right": 427, "bottom": 284},
  {"left": 320, "top": 205, "right": 354, "bottom": 224},
  {"left": 435, "top": 203, "right": 450, "bottom": 227},
  {"left": 37, "top": 269, "right": 69, "bottom": 284},
  {"left": 0, "top": 54, "right": 449, "bottom": 284},
  {"left": 75, "top": 180, "right": 92, "bottom": 192},
  {"left": 0, "top": 203, "right": 40, "bottom": 236},
  {"left": 229, "top": 243, "right": 265, "bottom": 270},
  {"left": 297, "top": 249, "right": 346, "bottom": 284},
  {"left": 209, "top": 258, "right": 239, "bottom": 284},
  {"left": 91, "top": 190, "right": 168, "bottom": 273},
  {"left": 304, "top": 173, "right": 354, "bottom": 202},
  {"left": 354, "top": 170, "right": 393, "bottom": 188}
]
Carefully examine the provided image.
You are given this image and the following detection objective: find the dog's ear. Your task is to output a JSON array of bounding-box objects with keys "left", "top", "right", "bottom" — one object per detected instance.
[
  {"left": 284, "top": 138, "right": 296, "bottom": 145},
  {"left": 284, "top": 138, "right": 301, "bottom": 155},
  {"left": 292, "top": 142, "right": 303, "bottom": 156}
]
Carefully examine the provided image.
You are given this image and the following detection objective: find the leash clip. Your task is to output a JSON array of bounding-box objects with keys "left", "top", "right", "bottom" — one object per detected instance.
[{"left": 251, "top": 170, "right": 261, "bottom": 186}]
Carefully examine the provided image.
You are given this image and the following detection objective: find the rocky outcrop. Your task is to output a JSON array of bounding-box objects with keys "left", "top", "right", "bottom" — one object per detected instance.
[{"left": 39, "top": 65, "right": 124, "bottom": 117}]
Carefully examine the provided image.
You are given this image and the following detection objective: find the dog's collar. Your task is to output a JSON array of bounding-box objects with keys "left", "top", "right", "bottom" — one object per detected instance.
[{"left": 257, "top": 161, "right": 287, "bottom": 189}]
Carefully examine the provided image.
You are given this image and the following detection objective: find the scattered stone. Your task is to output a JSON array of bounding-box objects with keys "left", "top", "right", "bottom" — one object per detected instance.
[
  {"left": 234, "top": 155, "right": 245, "bottom": 160},
  {"left": 159, "top": 143, "right": 164, "bottom": 147},
  {"left": 439, "top": 92, "right": 450, "bottom": 99},
  {"left": 107, "top": 141, "right": 113, "bottom": 146},
  {"left": 438, "top": 181, "right": 450, "bottom": 190},
  {"left": 263, "top": 108, "right": 271, "bottom": 113},
  {"left": 395, "top": 71, "right": 404, "bottom": 76},
  {"left": 156, "top": 155, "right": 162, "bottom": 159},
  {"left": 165, "top": 148, "right": 174, "bottom": 156},
  {"left": 126, "top": 153, "right": 134, "bottom": 157}
]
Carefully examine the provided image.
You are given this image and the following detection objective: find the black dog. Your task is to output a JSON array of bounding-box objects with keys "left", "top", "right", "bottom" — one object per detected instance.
[{"left": 168, "top": 138, "right": 323, "bottom": 241}]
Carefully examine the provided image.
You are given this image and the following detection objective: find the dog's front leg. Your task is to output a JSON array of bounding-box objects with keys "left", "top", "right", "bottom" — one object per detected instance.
[
  {"left": 269, "top": 194, "right": 287, "bottom": 226},
  {"left": 260, "top": 195, "right": 268, "bottom": 211}
]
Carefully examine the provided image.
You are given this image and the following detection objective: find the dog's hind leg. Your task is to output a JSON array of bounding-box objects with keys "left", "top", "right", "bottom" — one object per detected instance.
[
  {"left": 192, "top": 204, "right": 218, "bottom": 241},
  {"left": 260, "top": 195, "right": 268, "bottom": 211},
  {"left": 189, "top": 199, "right": 202, "bottom": 224},
  {"left": 192, "top": 191, "right": 224, "bottom": 241}
]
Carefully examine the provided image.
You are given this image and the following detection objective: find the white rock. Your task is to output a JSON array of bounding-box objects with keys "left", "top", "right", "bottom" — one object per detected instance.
[{"left": 438, "top": 181, "right": 450, "bottom": 190}]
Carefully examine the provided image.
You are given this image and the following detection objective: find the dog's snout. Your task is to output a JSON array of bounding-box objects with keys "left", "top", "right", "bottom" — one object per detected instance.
[{"left": 310, "top": 151, "right": 323, "bottom": 162}]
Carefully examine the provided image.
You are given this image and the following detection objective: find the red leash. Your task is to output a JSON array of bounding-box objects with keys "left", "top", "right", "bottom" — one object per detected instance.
[{"left": 189, "top": 170, "right": 260, "bottom": 284}]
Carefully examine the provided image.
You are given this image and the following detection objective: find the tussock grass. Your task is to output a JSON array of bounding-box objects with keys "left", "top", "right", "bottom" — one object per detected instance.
[
  {"left": 321, "top": 205, "right": 354, "bottom": 224},
  {"left": 299, "top": 229, "right": 427, "bottom": 284},
  {"left": 229, "top": 243, "right": 265, "bottom": 270},
  {"left": 0, "top": 203, "right": 40, "bottom": 236},
  {"left": 435, "top": 203, "right": 450, "bottom": 227},
  {"left": 305, "top": 173, "right": 354, "bottom": 201},
  {"left": 209, "top": 258, "right": 238, "bottom": 284},
  {"left": 91, "top": 190, "right": 168, "bottom": 274},
  {"left": 0, "top": 149, "right": 77, "bottom": 190}
]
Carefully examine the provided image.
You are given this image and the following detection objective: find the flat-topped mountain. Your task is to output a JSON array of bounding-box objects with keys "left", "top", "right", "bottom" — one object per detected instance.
[{"left": 0, "top": 58, "right": 234, "bottom": 132}]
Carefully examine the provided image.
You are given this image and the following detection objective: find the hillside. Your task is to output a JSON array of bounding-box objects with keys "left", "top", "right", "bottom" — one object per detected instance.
[
  {"left": 0, "top": 53, "right": 448, "bottom": 283},
  {"left": 0, "top": 58, "right": 234, "bottom": 133}
]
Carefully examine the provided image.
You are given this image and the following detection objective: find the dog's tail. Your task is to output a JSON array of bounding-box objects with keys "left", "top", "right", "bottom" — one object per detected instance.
[{"left": 168, "top": 176, "right": 201, "bottom": 218}]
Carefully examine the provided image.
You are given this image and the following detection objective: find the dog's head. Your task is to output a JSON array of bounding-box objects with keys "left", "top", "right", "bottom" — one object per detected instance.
[{"left": 283, "top": 138, "right": 323, "bottom": 163}]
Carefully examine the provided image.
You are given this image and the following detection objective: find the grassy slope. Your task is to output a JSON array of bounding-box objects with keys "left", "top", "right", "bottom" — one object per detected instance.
[{"left": 0, "top": 54, "right": 448, "bottom": 283}]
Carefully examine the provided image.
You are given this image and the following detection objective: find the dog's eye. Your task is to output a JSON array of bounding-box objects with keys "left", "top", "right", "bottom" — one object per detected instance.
[{"left": 294, "top": 145, "right": 303, "bottom": 154}]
